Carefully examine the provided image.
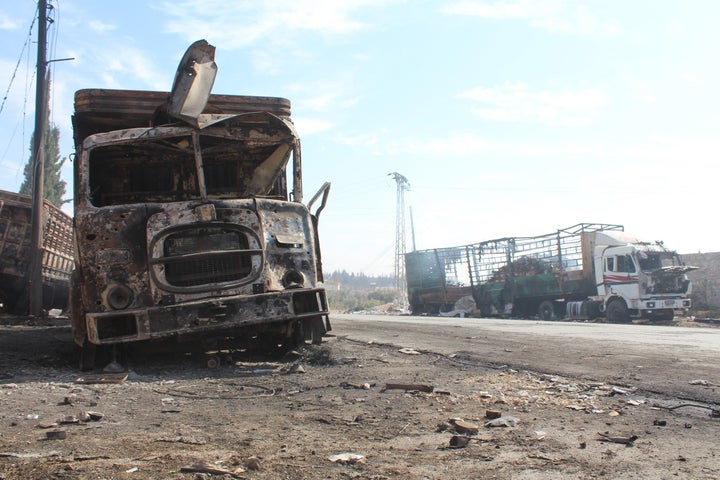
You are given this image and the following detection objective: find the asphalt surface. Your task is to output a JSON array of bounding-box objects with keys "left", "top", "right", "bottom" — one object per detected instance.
[{"left": 332, "top": 313, "right": 720, "bottom": 405}]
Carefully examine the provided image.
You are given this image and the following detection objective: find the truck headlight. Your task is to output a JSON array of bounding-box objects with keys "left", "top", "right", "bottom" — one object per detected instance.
[
  {"left": 282, "top": 270, "right": 305, "bottom": 289},
  {"left": 105, "top": 284, "right": 134, "bottom": 310}
]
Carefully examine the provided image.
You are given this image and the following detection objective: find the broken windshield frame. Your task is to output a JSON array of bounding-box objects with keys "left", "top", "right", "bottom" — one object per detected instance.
[
  {"left": 636, "top": 251, "right": 682, "bottom": 272},
  {"left": 82, "top": 114, "right": 300, "bottom": 208}
]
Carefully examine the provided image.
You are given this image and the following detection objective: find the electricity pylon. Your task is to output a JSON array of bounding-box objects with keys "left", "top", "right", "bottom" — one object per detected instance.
[{"left": 389, "top": 172, "right": 409, "bottom": 310}]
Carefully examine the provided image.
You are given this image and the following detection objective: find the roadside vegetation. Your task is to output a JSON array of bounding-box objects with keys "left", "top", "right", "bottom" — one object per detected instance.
[{"left": 324, "top": 271, "right": 396, "bottom": 313}]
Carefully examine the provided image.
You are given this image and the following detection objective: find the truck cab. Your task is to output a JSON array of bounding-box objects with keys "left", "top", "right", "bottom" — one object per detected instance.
[
  {"left": 70, "top": 41, "right": 331, "bottom": 369},
  {"left": 595, "top": 239, "right": 695, "bottom": 322}
]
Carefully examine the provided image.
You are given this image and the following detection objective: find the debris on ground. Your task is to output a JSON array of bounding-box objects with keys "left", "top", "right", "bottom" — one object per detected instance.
[
  {"left": 180, "top": 461, "right": 246, "bottom": 478},
  {"left": 597, "top": 433, "right": 638, "bottom": 445},
  {"left": 2, "top": 324, "right": 720, "bottom": 479},
  {"left": 382, "top": 383, "right": 434, "bottom": 393},
  {"left": 328, "top": 453, "right": 366, "bottom": 464},
  {"left": 485, "top": 416, "right": 519, "bottom": 428}
]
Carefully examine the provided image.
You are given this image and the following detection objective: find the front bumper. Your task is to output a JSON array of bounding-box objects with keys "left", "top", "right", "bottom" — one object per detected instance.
[
  {"left": 636, "top": 298, "right": 691, "bottom": 311},
  {"left": 85, "top": 288, "right": 329, "bottom": 345}
]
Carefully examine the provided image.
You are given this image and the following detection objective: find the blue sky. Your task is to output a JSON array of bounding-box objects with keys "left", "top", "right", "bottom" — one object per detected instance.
[{"left": 1, "top": 1, "right": 718, "bottom": 275}]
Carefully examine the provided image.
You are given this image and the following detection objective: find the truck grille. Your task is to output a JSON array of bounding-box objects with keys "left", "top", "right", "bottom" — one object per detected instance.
[{"left": 158, "top": 227, "right": 260, "bottom": 288}]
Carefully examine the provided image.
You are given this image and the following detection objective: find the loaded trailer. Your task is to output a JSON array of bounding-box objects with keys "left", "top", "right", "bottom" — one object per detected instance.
[{"left": 406, "top": 223, "right": 696, "bottom": 323}]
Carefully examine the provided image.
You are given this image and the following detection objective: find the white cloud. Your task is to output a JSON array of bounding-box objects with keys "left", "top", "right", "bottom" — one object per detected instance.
[
  {"left": 444, "top": 0, "right": 541, "bottom": 19},
  {"left": 79, "top": 45, "right": 168, "bottom": 91},
  {"left": 457, "top": 82, "right": 608, "bottom": 126},
  {"left": 683, "top": 72, "right": 700, "bottom": 84},
  {"left": 293, "top": 117, "right": 334, "bottom": 135},
  {"left": 444, "top": 0, "right": 619, "bottom": 36},
  {"left": 622, "top": 78, "right": 657, "bottom": 105},
  {"left": 160, "top": 0, "right": 395, "bottom": 49},
  {"left": 0, "top": 12, "right": 20, "bottom": 30},
  {"left": 333, "top": 132, "right": 382, "bottom": 147},
  {"left": 297, "top": 90, "right": 360, "bottom": 112},
  {"left": 88, "top": 20, "right": 116, "bottom": 33}
]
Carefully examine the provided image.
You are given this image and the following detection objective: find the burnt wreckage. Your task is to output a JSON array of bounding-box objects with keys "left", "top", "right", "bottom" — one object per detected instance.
[
  {"left": 71, "top": 40, "right": 331, "bottom": 368},
  {"left": 0, "top": 190, "right": 73, "bottom": 314}
]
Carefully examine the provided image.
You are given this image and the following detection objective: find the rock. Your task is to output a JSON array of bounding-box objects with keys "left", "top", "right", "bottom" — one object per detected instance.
[
  {"left": 452, "top": 419, "right": 479, "bottom": 435},
  {"left": 328, "top": 452, "right": 366, "bottom": 464},
  {"left": 449, "top": 435, "right": 470, "bottom": 448},
  {"left": 46, "top": 430, "right": 66, "bottom": 440},
  {"left": 485, "top": 416, "right": 519, "bottom": 428},
  {"left": 245, "top": 456, "right": 261, "bottom": 471}
]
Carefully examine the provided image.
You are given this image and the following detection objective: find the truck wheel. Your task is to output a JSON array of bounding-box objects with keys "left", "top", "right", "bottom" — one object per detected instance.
[
  {"left": 606, "top": 299, "right": 630, "bottom": 323},
  {"left": 538, "top": 301, "right": 555, "bottom": 321}
]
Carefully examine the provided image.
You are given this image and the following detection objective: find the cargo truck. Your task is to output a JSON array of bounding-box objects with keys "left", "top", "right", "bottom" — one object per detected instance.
[
  {"left": 0, "top": 190, "right": 74, "bottom": 314},
  {"left": 406, "top": 223, "right": 696, "bottom": 322},
  {"left": 70, "top": 40, "right": 331, "bottom": 369}
]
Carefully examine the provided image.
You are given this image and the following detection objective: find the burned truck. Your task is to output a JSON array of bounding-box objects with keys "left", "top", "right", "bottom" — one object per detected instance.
[
  {"left": 0, "top": 189, "right": 73, "bottom": 313},
  {"left": 70, "top": 41, "right": 331, "bottom": 368},
  {"left": 406, "top": 223, "right": 696, "bottom": 322}
]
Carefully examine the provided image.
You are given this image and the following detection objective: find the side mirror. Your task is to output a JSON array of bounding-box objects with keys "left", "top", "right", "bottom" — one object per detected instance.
[
  {"left": 308, "top": 182, "right": 331, "bottom": 219},
  {"left": 167, "top": 39, "right": 217, "bottom": 126}
]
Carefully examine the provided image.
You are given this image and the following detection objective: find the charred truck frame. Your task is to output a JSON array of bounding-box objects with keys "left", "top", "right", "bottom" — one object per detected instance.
[
  {"left": 406, "top": 223, "right": 695, "bottom": 323},
  {"left": 70, "top": 41, "right": 331, "bottom": 368}
]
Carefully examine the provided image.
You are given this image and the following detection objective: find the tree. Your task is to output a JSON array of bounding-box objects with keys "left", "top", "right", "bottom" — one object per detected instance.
[
  {"left": 18, "top": 76, "right": 67, "bottom": 207},
  {"left": 19, "top": 123, "right": 67, "bottom": 207}
]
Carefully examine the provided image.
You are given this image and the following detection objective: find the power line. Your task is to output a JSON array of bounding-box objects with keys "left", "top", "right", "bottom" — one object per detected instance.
[{"left": 0, "top": 6, "right": 38, "bottom": 117}]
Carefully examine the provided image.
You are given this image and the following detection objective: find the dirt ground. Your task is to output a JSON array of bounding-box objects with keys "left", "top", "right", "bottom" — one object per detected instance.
[{"left": 1, "top": 316, "right": 720, "bottom": 480}]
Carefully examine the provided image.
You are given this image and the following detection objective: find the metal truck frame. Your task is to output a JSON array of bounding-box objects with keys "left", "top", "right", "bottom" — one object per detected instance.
[
  {"left": 70, "top": 41, "right": 330, "bottom": 368},
  {"left": 406, "top": 223, "right": 695, "bottom": 322},
  {"left": 0, "top": 189, "right": 73, "bottom": 314}
]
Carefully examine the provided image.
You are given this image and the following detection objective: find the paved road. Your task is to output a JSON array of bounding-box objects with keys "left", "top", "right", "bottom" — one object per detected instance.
[{"left": 332, "top": 314, "right": 720, "bottom": 404}]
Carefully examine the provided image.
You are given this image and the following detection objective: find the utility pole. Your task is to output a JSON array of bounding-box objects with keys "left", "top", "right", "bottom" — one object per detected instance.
[
  {"left": 389, "top": 172, "right": 409, "bottom": 310},
  {"left": 28, "top": 0, "right": 49, "bottom": 316}
]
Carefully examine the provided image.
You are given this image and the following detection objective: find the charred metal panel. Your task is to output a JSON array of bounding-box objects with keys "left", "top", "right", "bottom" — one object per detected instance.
[
  {"left": 85, "top": 287, "right": 327, "bottom": 344},
  {"left": 256, "top": 199, "right": 319, "bottom": 292},
  {"left": 73, "top": 89, "right": 291, "bottom": 146},
  {"left": 73, "top": 205, "right": 156, "bottom": 317},
  {"left": 167, "top": 39, "right": 217, "bottom": 125}
]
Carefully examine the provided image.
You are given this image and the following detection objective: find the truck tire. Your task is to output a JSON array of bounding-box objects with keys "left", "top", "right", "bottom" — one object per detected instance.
[
  {"left": 606, "top": 299, "right": 630, "bottom": 323},
  {"left": 538, "top": 301, "right": 555, "bottom": 321}
]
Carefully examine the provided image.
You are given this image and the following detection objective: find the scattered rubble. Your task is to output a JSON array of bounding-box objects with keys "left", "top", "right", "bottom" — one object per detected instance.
[{"left": 1, "top": 327, "right": 719, "bottom": 479}]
